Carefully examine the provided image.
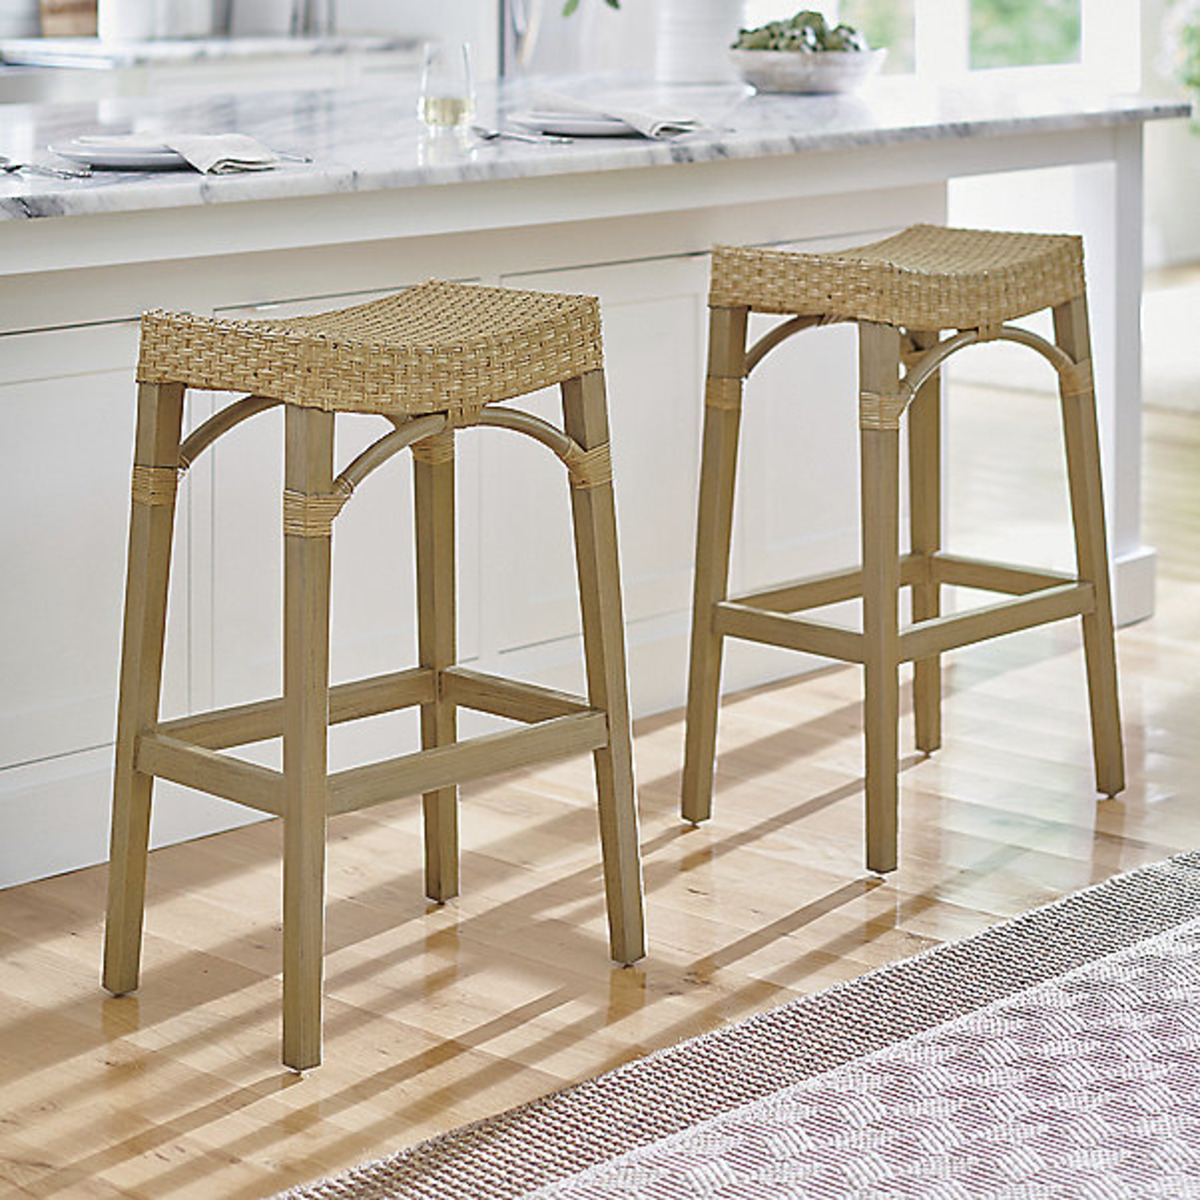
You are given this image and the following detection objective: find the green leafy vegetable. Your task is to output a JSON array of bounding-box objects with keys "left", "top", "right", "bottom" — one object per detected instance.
[
  {"left": 733, "top": 10, "right": 869, "bottom": 52},
  {"left": 562, "top": 0, "right": 620, "bottom": 14}
]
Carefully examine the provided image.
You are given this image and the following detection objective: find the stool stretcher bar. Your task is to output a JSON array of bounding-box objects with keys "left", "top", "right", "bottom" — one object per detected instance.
[
  {"left": 137, "top": 733, "right": 285, "bottom": 815},
  {"left": 156, "top": 667, "right": 438, "bottom": 750},
  {"left": 713, "top": 603, "right": 864, "bottom": 662},
  {"left": 899, "top": 582, "right": 1093, "bottom": 661},
  {"left": 728, "top": 553, "right": 1079, "bottom": 618},
  {"left": 714, "top": 579, "right": 1093, "bottom": 667},
  {"left": 930, "top": 553, "right": 1077, "bottom": 595},
  {"left": 137, "top": 669, "right": 607, "bottom": 820},
  {"left": 442, "top": 667, "right": 594, "bottom": 722},
  {"left": 328, "top": 710, "right": 610, "bottom": 816},
  {"left": 731, "top": 556, "right": 932, "bottom": 614}
]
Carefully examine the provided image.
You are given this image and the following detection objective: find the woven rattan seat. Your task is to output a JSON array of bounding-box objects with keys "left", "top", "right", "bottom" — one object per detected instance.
[
  {"left": 137, "top": 279, "right": 604, "bottom": 416},
  {"left": 105, "top": 280, "right": 645, "bottom": 1071},
  {"left": 684, "top": 224, "right": 1124, "bottom": 876},
  {"left": 709, "top": 224, "right": 1086, "bottom": 330}
]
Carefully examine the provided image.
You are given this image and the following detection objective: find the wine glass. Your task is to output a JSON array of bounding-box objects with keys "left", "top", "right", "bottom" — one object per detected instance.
[{"left": 419, "top": 42, "right": 476, "bottom": 130}]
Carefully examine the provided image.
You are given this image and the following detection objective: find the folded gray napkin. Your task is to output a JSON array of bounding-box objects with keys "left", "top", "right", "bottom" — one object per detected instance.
[
  {"left": 73, "top": 132, "right": 280, "bottom": 173},
  {"left": 531, "top": 90, "right": 704, "bottom": 139},
  {"left": 164, "top": 133, "right": 279, "bottom": 173}
]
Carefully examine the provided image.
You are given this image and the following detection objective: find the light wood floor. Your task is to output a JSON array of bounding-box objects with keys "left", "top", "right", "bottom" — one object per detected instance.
[{"left": 3, "top": 382, "right": 1199, "bottom": 1198}]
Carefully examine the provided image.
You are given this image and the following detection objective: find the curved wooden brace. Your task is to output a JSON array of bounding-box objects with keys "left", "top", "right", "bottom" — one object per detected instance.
[
  {"left": 178, "top": 394, "right": 282, "bottom": 469},
  {"left": 744, "top": 314, "right": 828, "bottom": 376},
  {"left": 283, "top": 413, "right": 450, "bottom": 538},
  {"left": 902, "top": 325, "right": 1077, "bottom": 399},
  {"left": 340, "top": 414, "right": 449, "bottom": 493},
  {"left": 740, "top": 314, "right": 1081, "bottom": 408},
  {"left": 476, "top": 407, "right": 612, "bottom": 489},
  {"left": 476, "top": 406, "right": 576, "bottom": 460}
]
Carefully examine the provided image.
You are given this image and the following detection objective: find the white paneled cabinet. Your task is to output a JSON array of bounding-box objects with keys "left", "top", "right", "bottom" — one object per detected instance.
[
  {"left": 0, "top": 183, "right": 948, "bottom": 887},
  {"left": 0, "top": 321, "right": 189, "bottom": 770},
  {"left": 479, "top": 253, "right": 710, "bottom": 712}
]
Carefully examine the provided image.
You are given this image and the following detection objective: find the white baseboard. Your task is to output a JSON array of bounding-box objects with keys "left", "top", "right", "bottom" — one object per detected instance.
[{"left": 1113, "top": 544, "right": 1157, "bottom": 627}]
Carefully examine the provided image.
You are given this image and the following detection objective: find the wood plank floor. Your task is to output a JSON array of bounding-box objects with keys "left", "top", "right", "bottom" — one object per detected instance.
[{"left": 2, "top": 381, "right": 1199, "bottom": 1198}]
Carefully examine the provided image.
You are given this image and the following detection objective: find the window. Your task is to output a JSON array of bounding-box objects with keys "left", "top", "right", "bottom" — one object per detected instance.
[
  {"left": 970, "top": 0, "right": 1081, "bottom": 69},
  {"left": 738, "top": 0, "right": 1138, "bottom": 90},
  {"left": 840, "top": 0, "right": 916, "bottom": 73}
]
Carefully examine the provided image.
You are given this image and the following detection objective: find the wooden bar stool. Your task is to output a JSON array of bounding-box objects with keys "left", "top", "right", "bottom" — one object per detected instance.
[
  {"left": 682, "top": 224, "right": 1125, "bottom": 873},
  {"left": 103, "top": 279, "right": 646, "bottom": 1070}
]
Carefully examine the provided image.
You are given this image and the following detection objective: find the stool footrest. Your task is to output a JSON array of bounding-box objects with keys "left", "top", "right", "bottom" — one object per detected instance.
[
  {"left": 329, "top": 710, "right": 610, "bottom": 816},
  {"left": 138, "top": 709, "right": 610, "bottom": 820},
  {"left": 900, "top": 582, "right": 1094, "bottom": 660},
  {"left": 443, "top": 668, "right": 593, "bottom": 722},
  {"left": 931, "top": 553, "right": 1077, "bottom": 595},
  {"left": 730, "top": 553, "right": 1077, "bottom": 617},
  {"left": 137, "top": 733, "right": 285, "bottom": 815},
  {"left": 715, "top": 581, "right": 1094, "bottom": 665},
  {"left": 157, "top": 667, "right": 436, "bottom": 750},
  {"left": 714, "top": 602, "right": 864, "bottom": 662},
  {"left": 154, "top": 667, "right": 594, "bottom": 752},
  {"left": 732, "top": 555, "right": 930, "bottom": 614}
]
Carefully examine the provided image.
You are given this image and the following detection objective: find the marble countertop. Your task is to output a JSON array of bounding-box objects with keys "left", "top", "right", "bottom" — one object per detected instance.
[
  {"left": 0, "top": 75, "right": 1189, "bottom": 223},
  {"left": 0, "top": 34, "right": 421, "bottom": 68}
]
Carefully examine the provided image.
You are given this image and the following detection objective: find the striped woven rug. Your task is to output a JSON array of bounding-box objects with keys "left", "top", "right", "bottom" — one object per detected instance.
[{"left": 278, "top": 853, "right": 1200, "bottom": 1199}]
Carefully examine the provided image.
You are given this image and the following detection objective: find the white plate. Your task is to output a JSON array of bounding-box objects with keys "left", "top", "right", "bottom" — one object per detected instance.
[
  {"left": 48, "top": 140, "right": 189, "bottom": 170},
  {"left": 509, "top": 110, "right": 637, "bottom": 138}
]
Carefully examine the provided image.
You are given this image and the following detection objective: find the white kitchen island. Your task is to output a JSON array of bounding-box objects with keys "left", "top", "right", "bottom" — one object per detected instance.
[{"left": 0, "top": 74, "right": 1185, "bottom": 887}]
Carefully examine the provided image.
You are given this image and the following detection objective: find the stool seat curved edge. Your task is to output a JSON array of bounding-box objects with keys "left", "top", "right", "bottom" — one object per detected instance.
[
  {"left": 710, "top": 224, "right": 1086, "bottom": 334},
  {"left": 135, "top": 278, "right": 605, "bottom": 418}
]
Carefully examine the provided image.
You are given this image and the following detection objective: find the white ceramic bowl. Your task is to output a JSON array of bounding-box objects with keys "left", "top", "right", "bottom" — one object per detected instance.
[{"left": 729, "top": 47, "right": 887, "bottom": 94}]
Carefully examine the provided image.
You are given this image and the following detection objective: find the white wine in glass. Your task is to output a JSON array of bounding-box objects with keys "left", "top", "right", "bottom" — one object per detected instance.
[
  {"left": 419, "top": 43, "right": 475, "bottom": 129},
  {"left": 421, "top": 94, "right": 474, "bottom": 128}
]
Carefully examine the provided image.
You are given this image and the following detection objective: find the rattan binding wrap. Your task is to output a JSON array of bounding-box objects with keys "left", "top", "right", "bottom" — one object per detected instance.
[
  {"left": 1061, "top": 359, "right": 1094, "bottom": 399},
  {"left": 410, "top": 431, "right": 455, "bottom": 466},
  {"left": 705, "top": 377, "right": 743, "bottom": 411},
  {"left": 131, "top": 464, "right": 180, "bottom": 507},
  {"left": 710, "top": 225, "right": 1086, "bottom": 331},
  {"left": 137, "top": 280, "right": 605, "bottom": 417},
  {"left": 859, "top": 390, "right": 909, "bottom": 431},
  {"left": 563, "top": 442, "right": 613, "bottom": 490},
  {"left": 282, "top": 481, "right": 355, "bottom": 539}
]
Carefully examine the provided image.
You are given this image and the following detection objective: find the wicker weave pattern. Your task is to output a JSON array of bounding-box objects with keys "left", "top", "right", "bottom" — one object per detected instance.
[
  {"left": 137, "top": 280, "right": 604, "bottom": 417},
  {"left": 710, "top": 225, "right": 1086, "bottom": 330}
]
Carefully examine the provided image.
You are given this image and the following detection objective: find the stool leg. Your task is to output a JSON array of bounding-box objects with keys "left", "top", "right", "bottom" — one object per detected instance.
[
  {"left": 907, "top": 331, "right": 942, "bottom": 755},
  {"left": 104, "top": 381, "right": 186, "bottom": 996},
  {"left": 860, "top": 322, "right": 904, "bottom": 874},
  {"left": 413, "top": 433, "right": 459, "bottom": 902},
  {"left": 561, "top": 370, "right": 646, "bottom": 965},
  {"left": 682, "top": 305, "right": 749, "bottom": 824},
  {"left": 282, "top": 406, "right": 334, "bottom": 1071},
  {"left": 1053, "top": 297, "right": 1125, "bottom": 797}
]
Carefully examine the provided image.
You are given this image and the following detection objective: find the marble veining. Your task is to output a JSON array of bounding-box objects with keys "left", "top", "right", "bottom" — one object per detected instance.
[
  {"left": 0, "top": 75, "right": 1188, "bottom": 222},
  {"left": 0, "top": 34, "right": 419, "bottom": 67}
]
